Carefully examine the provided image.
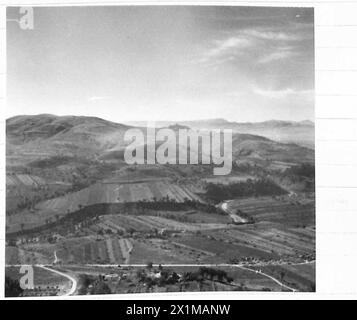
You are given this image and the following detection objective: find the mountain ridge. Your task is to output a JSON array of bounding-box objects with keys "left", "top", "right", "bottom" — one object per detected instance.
[{"left": 7, "top": 114, "right": 314, "bottom": 166}]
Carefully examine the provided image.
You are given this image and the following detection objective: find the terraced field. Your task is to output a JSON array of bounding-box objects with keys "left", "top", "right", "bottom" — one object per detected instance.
[
  {"left": 56, "top": 237, "right": 134, "bottom": 265},
  {"left": 132, "top": 215, "right": 228, "bottom": 232},
  {"left": 37, "top": 181, "right": 201, "bottom": 210},
  {"left": 226, "top": 196, "right": 315, "bottom": 227},
  {"left": 130, "top": 239, "right": 206, "bottom": 264},
  {"left": 100, "top": 215, "right": 152, "bottom": 233},
  {"left": 7, "top": 180, "right": 203, "bottom": 233},
  {"left": 204, "top": 175, "right": 254, "bottom": 185},
  {"left": 6, "top": 246, "right": 49, "bottom": 265},
  {"left": 98, "top": 214, "right": 230, "bottom": 233},
  {"left": 201, "top": 222, "right": 315, "bottom": 258},
  {"left": 6, "top": 236, "right": 134, "bottom": 265},
  {"left": 6, "top": 174, "right": 46, "bottom": 187},
  {"left": 174, "top": 233, "right": 278, "bottom": 261}
]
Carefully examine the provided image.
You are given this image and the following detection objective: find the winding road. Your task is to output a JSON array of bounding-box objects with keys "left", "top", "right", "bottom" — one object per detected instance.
[
  {"left": 233, "top": 264, "right": 297, "bottom": 292},
  {"left": 38, "top": 265, "right": 77, "bottom": 296},
  {"left": 219, "top": 201, "right": 249, "bottom": 224}
]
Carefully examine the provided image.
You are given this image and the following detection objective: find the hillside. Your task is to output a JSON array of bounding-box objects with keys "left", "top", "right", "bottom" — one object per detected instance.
[
  {"left": 231, "top": 133, "right": 314, "bottom": 164},
  {"left": 126, "top": 118, "right": 315, "bottom": 148},
  {"left": 7, "top": 114, "right": 314, "bottom": 166},
  {"left": 6, "top": 114, "right": 132, "bottom": 164}
]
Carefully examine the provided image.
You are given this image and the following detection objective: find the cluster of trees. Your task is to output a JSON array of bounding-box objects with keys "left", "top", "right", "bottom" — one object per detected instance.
[
  {"left": 7, "top": 181, "right": 72, "bottom": 216},
  {"left": 28, "top": 155, "right": 74, "bottom": 169},
  {"left": 7, "top": 192, "right": 218, "bottom": 238},
  {"left": 279, "top": 163, "right": 315, "bottom": 192},
  {"left": 131, "top": 197, "right": 218, "bottom": 214},
  {"left": 205, "top": 178, "right": 287, "bottom": 203},
  {"left": 136, "top": 266, "right": 180, "bottom": 288},
  {"left": 77, "top": 274, "right": 112, "bottom": 295},
  {"left": 157, "top": 212, "right": 194, "bottom": 223},
  {"left": 182, "top": 267, "right": 233, "bottom": 283},
  {"left": 5, "top": 277, "right": 23, "bottom": 297},
  {"left": 284, "top": 163, "right": 315, "bottom": 179}
]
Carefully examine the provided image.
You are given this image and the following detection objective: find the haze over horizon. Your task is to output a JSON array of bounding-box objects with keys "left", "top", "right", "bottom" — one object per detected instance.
[
  {"left": 6, "top": 113, "right": 315, "bottom": 126},
  {"left": 7, "top": 6, "right": 314, "bottom": 123}
]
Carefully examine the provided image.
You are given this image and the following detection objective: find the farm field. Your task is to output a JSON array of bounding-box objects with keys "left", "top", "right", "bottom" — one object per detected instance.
[
  {"left": 226, "top": 196, "right": 315, "bottom": 228},
  {"left": 251, "top": 262, "right": 315, "bottom": 292},
  {"left": 201, "top": 223, "right": 315, "bottom": 259},
  {"left": 5, "top": 266, "right": 73, "bottom": 297},
  {"left": 180, "top": 211, "right": 230, "bottom": 224},
  {"left": 173, "top": 233, "right": 279, "bottom": 262},
  {"left": 6, "top": 236, "right": 127, "bottom": 265},
  {"left": 6, "top": 174, "right": 46, "bottom": 187},
  {"left": 6, "top": 266, "right": 69, "bottom": 287},
  {"left": 55, "top": 236, "right": 133, "bottom": 265},
  {"left": 203, "top": 175, "right": 254, "bottom": 185},
  {"left": 268, "top": 161, "right": 298, "bottom": 170},
  {"left": 125, "top": 215, "right": 229, "bottom": 232},
  {"left": 5, "top": 246, "right": 49, "bottom": 265},
  {"left": 6, "top": 180, "right": 203, "bottom": 233},
  {"left": 102, "top": 214, "right": 230, "bottom": 233},
  {"left": 96, "top": 210, "right": 230, "bottom": 230},
  {"left": 129, "top": 239, "right": 203, "bottom": 264}
]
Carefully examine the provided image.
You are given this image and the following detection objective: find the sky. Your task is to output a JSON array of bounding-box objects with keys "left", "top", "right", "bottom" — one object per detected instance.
[{"left": 7, "top": 6, "right": 314, "bottom": 123}]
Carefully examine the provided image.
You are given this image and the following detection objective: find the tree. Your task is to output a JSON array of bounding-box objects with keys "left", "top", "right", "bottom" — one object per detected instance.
[
  {"left": 280, "top": 271, "right": 286, "bottom": 282},
  {"left": 136, "top": 269, "right": 146, "bottom": 282},
  {"left": 90, "top": 281, "right": 111, "bottom": 295},
  {"left": 146, "top": 261, "right": 153, "bottom": 270},
  {"left": 5, "top": 277, "right": 23, "bottom": 297}
]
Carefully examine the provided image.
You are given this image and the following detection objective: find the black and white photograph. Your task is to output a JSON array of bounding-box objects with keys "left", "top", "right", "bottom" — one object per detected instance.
[{"left": 5, "top": 5, "right": 316, "bottom": 297}]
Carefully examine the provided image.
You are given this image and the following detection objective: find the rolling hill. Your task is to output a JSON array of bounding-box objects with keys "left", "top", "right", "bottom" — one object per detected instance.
[
  {"left": 126, "top": 118, "right": 315, "bottom": 148},
  {"left": 7, "top": 114, "right": 314, "bottom": 166}
]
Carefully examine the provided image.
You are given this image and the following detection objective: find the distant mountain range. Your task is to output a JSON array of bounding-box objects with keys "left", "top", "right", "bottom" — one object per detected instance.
[
  {"left": 6, "top": 114, "right": 314, "bottom": 166},
  {"left": 126, "top": 118, "right": 315, "bottom": 149}
]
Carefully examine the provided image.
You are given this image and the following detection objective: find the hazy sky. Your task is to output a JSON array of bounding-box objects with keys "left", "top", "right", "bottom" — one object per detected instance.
[{"left": 7, "top": 6, "right": 314, "bottom": 122}]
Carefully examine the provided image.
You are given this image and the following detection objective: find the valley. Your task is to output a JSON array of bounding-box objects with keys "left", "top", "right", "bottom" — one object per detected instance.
[{"left": 5, "top": 114, "right": 315, "bottom": 296}]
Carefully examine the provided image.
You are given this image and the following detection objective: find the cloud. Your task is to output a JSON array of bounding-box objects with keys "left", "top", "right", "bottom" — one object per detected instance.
[
  {"left": 253, "top": 86, "right": 313, "bottom": 99},
  {"left": 258, "top": 46, "right": 296, "bottom": 63},
  {"left": 209, "top": 37, "right": 252, "bottom": 56},
  {"left": 196, "top": 28, "right": 306, "bottom": 65},
  {"left": 241, "top": 29, "right": 303, "bottom": 42},
  {"left": 197, "top": 36, "right": 253, "bottom": 64}
]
